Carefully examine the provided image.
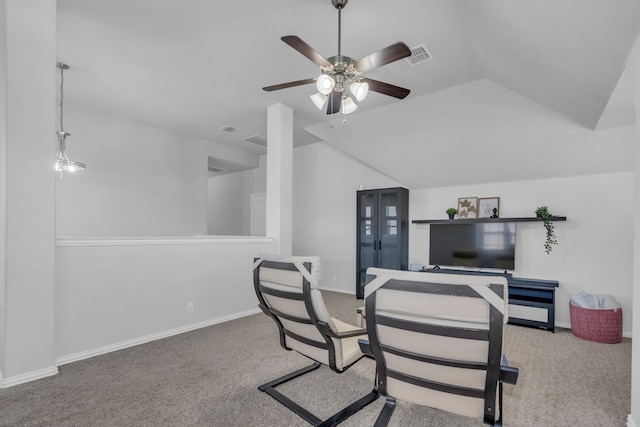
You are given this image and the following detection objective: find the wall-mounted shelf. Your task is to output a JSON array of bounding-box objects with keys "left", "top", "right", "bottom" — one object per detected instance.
[{"left": 412, "top": 216, "right": 567, "bottom": 225}]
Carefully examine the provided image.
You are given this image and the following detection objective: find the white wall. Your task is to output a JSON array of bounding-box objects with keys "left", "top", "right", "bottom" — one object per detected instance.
[
  {"left": 628, "top": 32, "right": 640, "bottom": 427},
  {"left": 207, "top": 155, "right": 266, "bottom": 235},
  {"left": 53, "top": 103, "right": 285, "bottom": 367},
  {"left": 0, "top": 0, "right": 6, "bottom": 380},
  {"left": 56, "top": 105, "right": 216, "bottom": 237},
  {"left": 208, "top": 174, "right": 243, "bottom": 235},
  {"left": 0, "top": 0, "right": 58, "bottom": 385},
  {"left": 409, "top": 173, "right": 635, "bottom": 335},
  {"left": 292, "top": 141, "right": 401, "bottom": 293},
  {"left": 55, "top": 237, "right": 274, "bottom": 362},
  {"left": 290, "top": 140, "right": 635, "bottom": 335},
  {"left": 266, "top": 103, "right": 294, "bottom": 256}
]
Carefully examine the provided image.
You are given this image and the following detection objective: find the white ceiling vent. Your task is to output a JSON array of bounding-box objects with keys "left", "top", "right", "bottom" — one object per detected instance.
[
  {"left": 208, "top": 166, "right": 228, "bottom": 173},
  {"left": 405, "top": 44, "right": 433, "bottom": 66},
  {"left": 242, "top": 134, "right": 268, "bottom": 147},
  {"left": 219, "top": 125, "right": 238, "bottom": 132}
]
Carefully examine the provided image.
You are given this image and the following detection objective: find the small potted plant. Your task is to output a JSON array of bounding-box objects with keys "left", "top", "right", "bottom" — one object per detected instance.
[
  {"left": 535, "top": 206, "right": 558, "bottom": 254},
  {"left": 446, "top": 208, "right": 458, "bottom": 220}
]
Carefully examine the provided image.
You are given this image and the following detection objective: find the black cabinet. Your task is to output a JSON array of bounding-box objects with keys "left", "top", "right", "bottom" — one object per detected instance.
[
  {"left": 507, "top": 278, "right": 558, "bottom": 332},
  {"left": 356, "top": 187, "right": 409, "bottom": 298}
]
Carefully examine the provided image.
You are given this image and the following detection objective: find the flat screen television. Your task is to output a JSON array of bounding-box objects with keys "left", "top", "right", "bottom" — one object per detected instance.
[{"left": 429, "top": 223, "right": 516, "bottom": 270}]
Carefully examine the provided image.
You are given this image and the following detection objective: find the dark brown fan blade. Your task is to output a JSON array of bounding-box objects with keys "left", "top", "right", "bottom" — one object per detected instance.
[
  {"left": 326, "top": 91, "right": 341, "bottom": 115},
  {"left": 262, "top": 77, "right": 316, "bottom": 92},
  {"left": 282, "top": 35, "right": 333, "bottom": 68},
  {"left": 353, "top": 42, "right": 411, "bottom": 74},
  {"left": 362, "top": 78, "right": 410, "bottom": 99}
]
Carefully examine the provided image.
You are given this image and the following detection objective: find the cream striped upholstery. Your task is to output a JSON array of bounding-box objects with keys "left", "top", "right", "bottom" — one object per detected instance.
[
  {"left": 364, "top": 267, "right": 514, "bottom": 425},
  {"left": 254, "top": 255, "right": 365, "bottom": 372}
]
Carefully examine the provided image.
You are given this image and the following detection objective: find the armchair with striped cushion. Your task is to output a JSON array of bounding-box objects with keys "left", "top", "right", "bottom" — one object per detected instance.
[
  {"left": 253, "top": 255, "right": 379, "bottom": 426},
  {"left": 361, "top": 267, "right": 519, "bottom": 426}
]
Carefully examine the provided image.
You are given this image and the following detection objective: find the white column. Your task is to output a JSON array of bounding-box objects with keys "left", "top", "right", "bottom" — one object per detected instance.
[
  {"left": 0, "top": 0, "right": 58, "bottom": 386},
  {"left": 628, "top": 33, "right": 640, "bottom": 427},
  {"left": 265, "top": 103, "right": 293, "bottom": 256}
]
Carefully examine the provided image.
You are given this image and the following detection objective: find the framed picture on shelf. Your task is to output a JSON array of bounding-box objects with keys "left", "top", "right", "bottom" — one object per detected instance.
[
  {"left": 457, "top": 197, "right": 478, "bottom": 218},
  {"left": 478, "top": 197, "right": 500, "bottom": 218}
]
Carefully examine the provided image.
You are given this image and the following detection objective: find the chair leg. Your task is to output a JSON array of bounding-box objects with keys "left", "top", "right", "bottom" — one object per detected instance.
[
  {"left": 259, "top": 362, "right": 324, "bottom": 425},
  {"left": 373, "top": 397, "right": 396, "bottom": 427},
  {"left": 317, "top": 388, "right": 379, "bottom": 427},
  {"left": 258, "top": 362, "right": 379, "bottom": 427},
  {"left": 258, "top": 362, "right": 321, "bottom": 391},
  {"left": 492, "top": 382, "right": 504, "bottom": 426}
]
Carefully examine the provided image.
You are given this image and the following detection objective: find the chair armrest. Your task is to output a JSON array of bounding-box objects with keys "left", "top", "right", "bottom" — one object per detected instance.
[
  {"left": 358, "top": 339, "right": 373, "bottom": 357},
  {"left": 317, "top": 321, "right": 367, "bottom": 338},
  {"left": 333, "top": 328, "right": 368, "bottom": 338},
  {"left": 500, "top": 354, "right": 519, "bottom": 385}
]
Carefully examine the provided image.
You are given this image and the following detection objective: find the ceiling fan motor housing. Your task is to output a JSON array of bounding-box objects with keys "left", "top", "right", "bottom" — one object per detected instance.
[{"left": 325, "top": 55, "right": 358, "bottom": 92}]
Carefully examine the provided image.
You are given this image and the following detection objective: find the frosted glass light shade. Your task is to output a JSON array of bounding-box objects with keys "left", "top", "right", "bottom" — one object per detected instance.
[
  {"left": 341, "top": 95, "right": 358, "bottom": 114},
  {"left": 350, "top": 81, "right": 369, "bottom": 101},
  {"left": 310, "top": 92, "right": 329, "bottom": 110},
  {"left": 55, "top": 131, "right": 86, "bottom": 172},
  {"left": 316, "top": 74, "right": 335, "bottom": 95}
]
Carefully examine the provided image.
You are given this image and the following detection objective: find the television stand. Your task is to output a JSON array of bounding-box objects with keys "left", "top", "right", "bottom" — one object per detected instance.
[{"left": 425, "top": 268, "right": 558, "bottom": 332}]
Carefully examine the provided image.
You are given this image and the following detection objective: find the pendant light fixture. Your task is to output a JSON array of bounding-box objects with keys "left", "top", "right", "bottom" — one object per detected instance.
[{"left": 55, "top": 62, "right": 85, "bottom": 174}]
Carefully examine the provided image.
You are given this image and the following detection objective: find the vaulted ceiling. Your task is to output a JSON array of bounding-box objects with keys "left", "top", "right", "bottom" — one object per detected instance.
[{"left": 56, "top": 0, "right": 640, "bottom": 188}]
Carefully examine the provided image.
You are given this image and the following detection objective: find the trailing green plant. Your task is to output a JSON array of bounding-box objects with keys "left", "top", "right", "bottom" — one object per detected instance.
[
  {"left": 446, "top": 208, "right": 458, "bottom": 215},
  {"left": 535, "top": 206, "right": 558, "bottom": 254}
]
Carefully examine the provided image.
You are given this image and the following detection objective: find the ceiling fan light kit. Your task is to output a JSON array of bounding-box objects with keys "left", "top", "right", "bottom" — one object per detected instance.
[
  {"left": 310, "top": 92, "right": 329, "bottom": 110},
  {"left": 263, "top": 0, "right": 412, "bottom": 115},
  {"left": 350, "top": 81, "right": 369, "bottom": 101},
  {"left": 341, "top": 94, "right": 358, "bottom": 114},
  {"left": 316, "top": 74, "right": 336, "bottom": 95}
]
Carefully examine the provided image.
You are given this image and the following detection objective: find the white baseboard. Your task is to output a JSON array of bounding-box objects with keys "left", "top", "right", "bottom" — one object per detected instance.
[
  {"left": 1, "top": 308, "right": 263, "bottom": 388},
  {"left": 555, "top": 321, "right": 632, "bottom": 338},
  {"left": 0, "top": 366, "right": 59, "bottom": 388},
  {"left": 56, "top": 308, "right": 262, "bottom": 366},
  {"left": 555, "top": 321, "right": 572, "bottom": 330},
  {"left": 628, "top": 414, "right": 637, "bottom": 427}
]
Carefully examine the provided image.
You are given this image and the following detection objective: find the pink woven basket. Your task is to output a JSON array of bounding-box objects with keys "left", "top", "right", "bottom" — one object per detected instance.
[{"left": 570, "top": 303, "right": 622, "bottom": 344}]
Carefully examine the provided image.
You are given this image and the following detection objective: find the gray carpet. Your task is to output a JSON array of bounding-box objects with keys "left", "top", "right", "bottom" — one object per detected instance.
[{"left": 0, "top": 291, "right": 631, "bottom": 426}]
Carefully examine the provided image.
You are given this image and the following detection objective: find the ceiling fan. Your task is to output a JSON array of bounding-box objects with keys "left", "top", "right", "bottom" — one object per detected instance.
[{"left": 262, "top": 0, "right": 412, "bottom": 115}]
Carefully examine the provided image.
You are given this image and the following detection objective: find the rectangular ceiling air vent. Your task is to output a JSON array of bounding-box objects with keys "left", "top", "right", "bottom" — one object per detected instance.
[
  {"left": 242, "top": 135, "right": 268, "bottom": 147},
  {"left": 208, "top": 166, "right": 228, "bottom": 173},
  {"left": 405, "top": 44, "right": 433, "bottom": 66},
  {"left": 219, "top": 125, "right": 238, "bottom": 132}
]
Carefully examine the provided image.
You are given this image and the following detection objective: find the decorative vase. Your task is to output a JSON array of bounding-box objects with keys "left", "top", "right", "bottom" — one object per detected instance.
[{"left": 448, "top": 213, "right": 455, "bottom": 220}]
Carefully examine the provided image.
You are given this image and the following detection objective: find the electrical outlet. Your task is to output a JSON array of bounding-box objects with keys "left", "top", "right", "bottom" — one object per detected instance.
[{"left": 186, "top": 302, "right": 194, "bottom": 313}]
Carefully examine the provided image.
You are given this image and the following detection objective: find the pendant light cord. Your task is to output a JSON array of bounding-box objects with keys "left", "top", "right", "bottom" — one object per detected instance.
[{"left": 59, "top": 64, "right": 65, "bottom": 133}]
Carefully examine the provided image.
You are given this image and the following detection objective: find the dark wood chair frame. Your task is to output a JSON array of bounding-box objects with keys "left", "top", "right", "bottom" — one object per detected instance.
[
  {"left": 361, "top": 277, "right": 519, "bottom": 427},
  {"left": 254, "top": 259, "right": 379, "bottom": 427}
]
